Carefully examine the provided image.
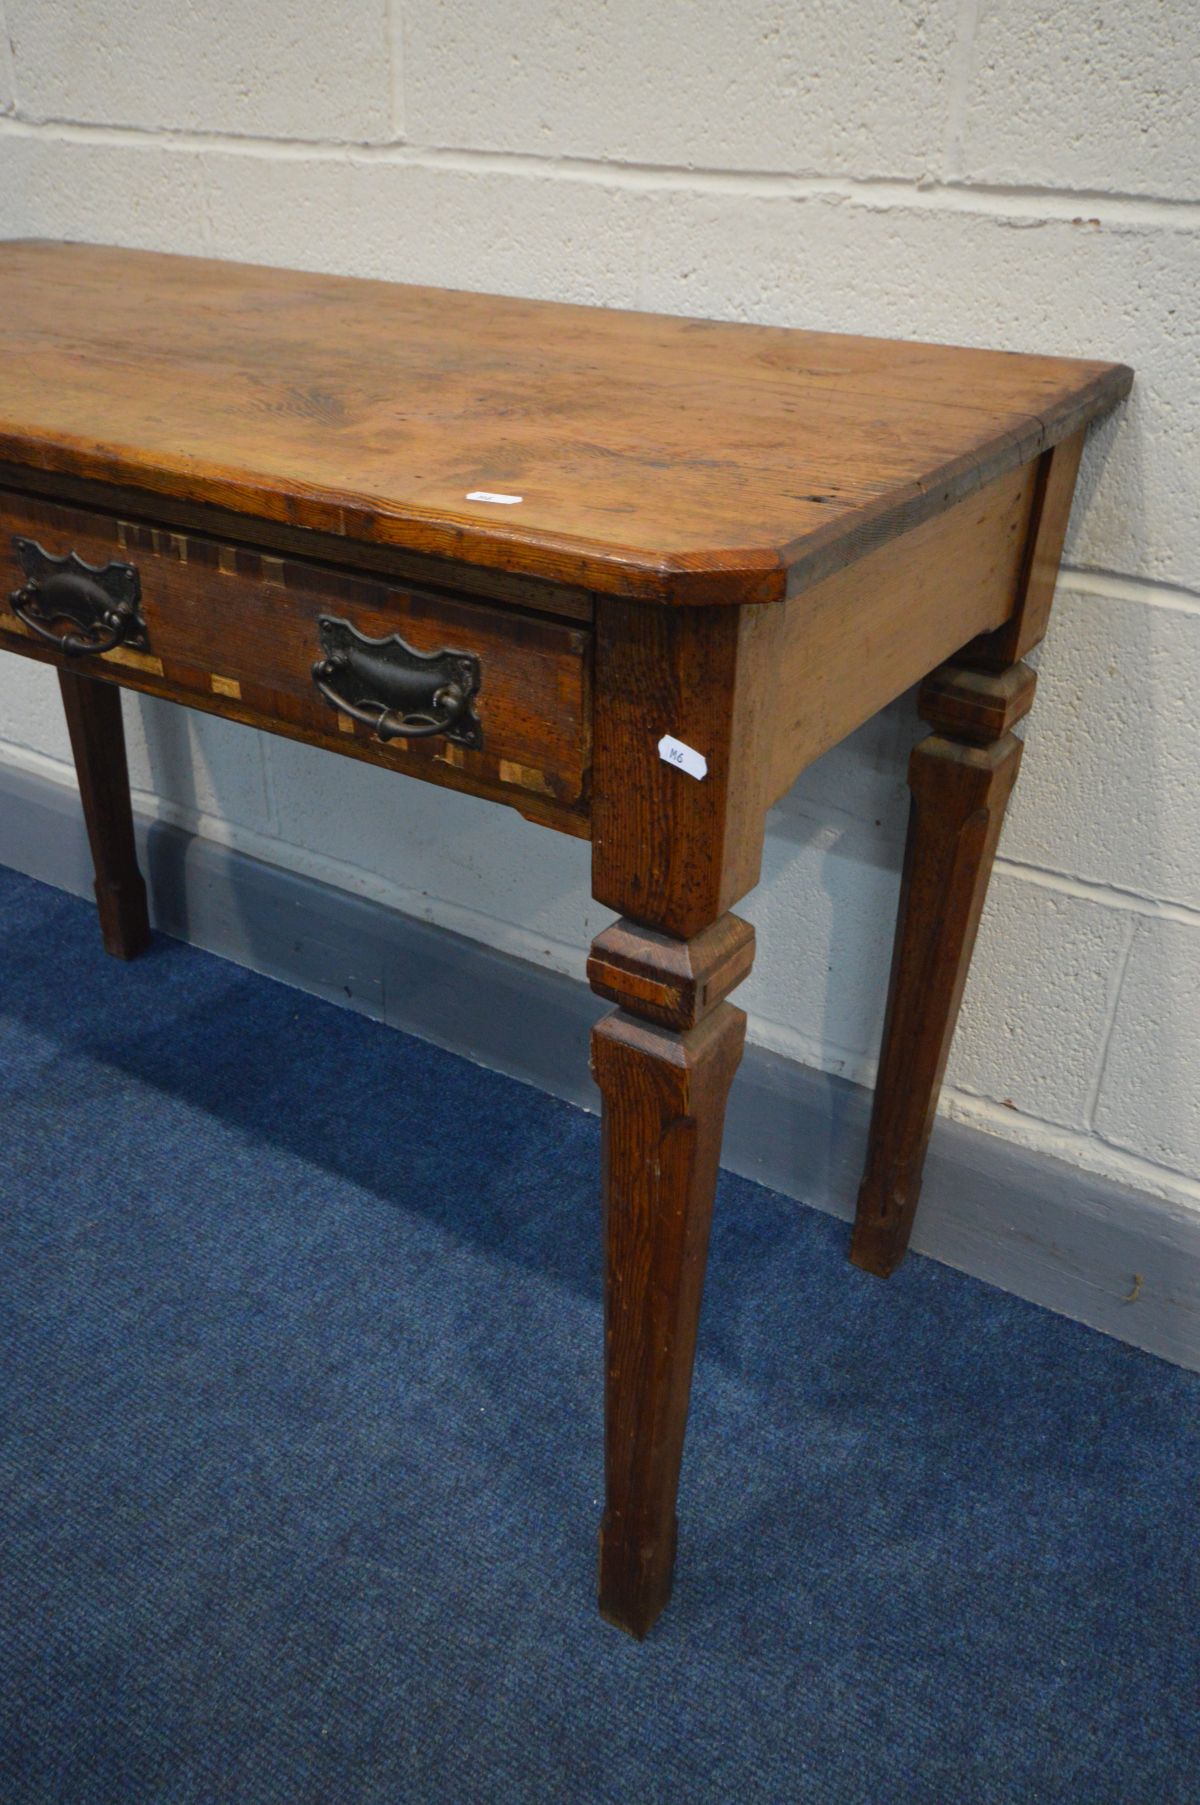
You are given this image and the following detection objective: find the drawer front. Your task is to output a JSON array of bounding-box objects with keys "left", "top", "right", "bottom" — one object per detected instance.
[{"left": 0, "top": 488, "right": 591, "bottom": 822}]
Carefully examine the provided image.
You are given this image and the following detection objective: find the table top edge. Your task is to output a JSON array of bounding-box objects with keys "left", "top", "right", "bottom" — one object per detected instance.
[{"left": 0, "top": 239, "right": 1134, "bottom": 607}]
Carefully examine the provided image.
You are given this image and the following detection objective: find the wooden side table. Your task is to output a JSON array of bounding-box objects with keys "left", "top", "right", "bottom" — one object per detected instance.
[{"left": 0, "top": 242, "right": 1131, "bottom": 1635}]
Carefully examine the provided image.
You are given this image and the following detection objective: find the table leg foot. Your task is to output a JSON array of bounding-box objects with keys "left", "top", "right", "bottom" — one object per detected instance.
[
  {"left": 598, "top": 1513, "right": 678, "bottom": 1640},
  {"left": 849, "top": 1208, "right": 913, "bottom": 1279}
]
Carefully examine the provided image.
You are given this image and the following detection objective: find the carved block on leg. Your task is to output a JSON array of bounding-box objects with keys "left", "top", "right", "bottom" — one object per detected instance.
[
  {"left": 590, "top": 913, "right": 751, "bottom": 1636},
  {"left": 850, "top": 662, "right": 1035, "bottom": 1277},
  {"left": 587, "top": 914, "right": 755, "bottom": 1030},
  {"left": 58, "top": 670, "right": 150, "bottom": 960}
]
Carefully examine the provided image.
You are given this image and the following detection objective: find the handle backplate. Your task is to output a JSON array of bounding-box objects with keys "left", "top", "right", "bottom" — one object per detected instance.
[
  {"left": 9, "top": 537, "right": 148, "bottom": 657},
  {"left": 312, "top": 615, "right": 483, "bottom": 750}
]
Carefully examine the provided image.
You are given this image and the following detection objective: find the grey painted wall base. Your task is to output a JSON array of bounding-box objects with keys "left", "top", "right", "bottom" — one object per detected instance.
[{"left": 4, "top": 756, "right": 1198, "bottom": 1373}]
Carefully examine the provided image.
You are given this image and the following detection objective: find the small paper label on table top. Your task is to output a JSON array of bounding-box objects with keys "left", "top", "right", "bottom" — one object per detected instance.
[
  {"left": 465, "top": 490, "right": 523, "bottom": 505},
  {"left": 658, "top": 735, "right": 708, "bottom": 780}
]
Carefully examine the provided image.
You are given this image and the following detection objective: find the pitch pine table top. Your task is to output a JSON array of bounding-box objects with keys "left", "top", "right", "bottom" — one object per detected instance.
[{"left": 0, "top": 240, "right": 1131, "bottom": 606}]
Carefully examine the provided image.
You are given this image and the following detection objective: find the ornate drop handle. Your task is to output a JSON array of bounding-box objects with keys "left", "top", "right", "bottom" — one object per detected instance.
[
  {"left": 9, "top": 538, "right": 148, "bottom": 657},
  {"left": 311, "top": 615, "right": 483, "bottom": 749}
]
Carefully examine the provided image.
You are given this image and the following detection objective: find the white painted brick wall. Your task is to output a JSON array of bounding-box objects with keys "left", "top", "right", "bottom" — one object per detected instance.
[
  {"left": 1004, "top": 586, "right": 1200, "bottom": 911},
  {"left": 5, "top": 0, "right": 395, "bottom": 141},
  {"left": 960, "top": 1, "right": 1200, "bottom": 199},
  {"left": 0, "top": 3, "right": 13, "bottom": 116},
  {"left": 1, "top": 1, "right": 1198, "bottom": 1212},
  {"left": 1096, "top": 920, "right": 1200, "bottom": 1173},
  {"left": 404, "top": 0, "right": 959, "bottom": 176},
  {"left": 947, "top": 875, "right": 1134, "bottom": 1132}
]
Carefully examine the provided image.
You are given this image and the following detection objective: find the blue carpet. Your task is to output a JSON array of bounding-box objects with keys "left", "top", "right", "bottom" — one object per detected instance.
[{"left": 0, "top": 860, "right": 1197, "bottom": 1804}]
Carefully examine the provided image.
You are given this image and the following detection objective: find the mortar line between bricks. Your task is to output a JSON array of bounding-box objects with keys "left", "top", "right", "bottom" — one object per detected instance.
[
  {"left": 992, "top": 860, "right": 1200, "bottom": 930},
  {"left": 385, "top": 0, "right": 406, "bottom": 144},
  {"left": 0, "top": 10, "right": 16, "bottom": 120},
  {"left": 1083, "top": 913, "right": 1140, "bottom": 1132},
  {"left": 1062, "top": 567, "right": 1200, "bottom": 616},
  {"left": 941, "top": 0, "right": 982, "bottom": 180},
  {"left": 2, "top": 114, "right": 1200, "bottom": 228}
]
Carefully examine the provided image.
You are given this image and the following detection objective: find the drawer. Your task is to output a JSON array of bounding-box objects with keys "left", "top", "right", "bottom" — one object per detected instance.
[{"left": 0, "top": 487, "right": 592, "bottom": 827}]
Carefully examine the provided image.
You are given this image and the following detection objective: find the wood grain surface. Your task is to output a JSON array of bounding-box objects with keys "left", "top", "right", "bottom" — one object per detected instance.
[
  {"left": 0, "top": 241, "right": 1131, "bottom": 605},
  {"left": 765, "top": 457, "right": 1037, "bottom": 798}
]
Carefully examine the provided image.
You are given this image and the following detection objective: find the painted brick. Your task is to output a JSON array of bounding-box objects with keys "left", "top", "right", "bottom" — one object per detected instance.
[
  {"left": 6, "top": 0, "right": 391, "bottom": 141},
  {"left": 0, "top": 134, "right": 209, "bottom": 250},
  {"left": 0, "top": 1, "right": 14, "bottom": 114},
  {"left": 1005, "top": 586, "right": 1200, "bottom": 911},
  {"left": 638, "top": 191, "right": 1200, "bottom": 592},
  {"left": 198, "top": 152, "right": 357, "bottom": 274},
  {"left": 0, "top": 133, "right": 649, "bottom": 307},
  {"left": 404, "top": 0, "right": 958, "bottom": 179},
  {"left": 200, "top": 152, "right": 649, "bottom": 307},
  {"left": 947, "top": 873, "right": 1131, "bottom": 1131},
  {"left": 961, "top": 1, "right": 1200, "bottom": 200},
  {"left": 1095, "top": 919, "right": 1200, "bottom": 1176},
  {"left": 0, "top": 665, "right": 272, "bottom": 831}
]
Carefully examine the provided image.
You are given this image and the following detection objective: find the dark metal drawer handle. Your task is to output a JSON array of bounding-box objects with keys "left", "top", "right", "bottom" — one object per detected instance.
[
  {"left": 9, "top": 537, "right": 149, "bottom": 657},
  {"left": 311, "top": 615, "right": 483, "bottom": 750}
]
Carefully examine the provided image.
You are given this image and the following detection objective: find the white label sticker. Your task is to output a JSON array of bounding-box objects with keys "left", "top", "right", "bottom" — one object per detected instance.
[
  {"left": 465, "top": 490, "right": 523, "bottom": 505},
  {"left": 658, "top": 734, "right": 708, "bottom": 781}
]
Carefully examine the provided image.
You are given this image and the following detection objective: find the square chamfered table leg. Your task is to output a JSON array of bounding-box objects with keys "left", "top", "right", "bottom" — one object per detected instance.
[
  {"left": 58, "top": 667, "right": 151, "bottom": 961},
  {"left": 850, "top": 660, "right": 1037, "bottom": 1276},
  {"left": 588, "top": 916, "right": 755, "bottom": 1636},
  {"left": 587, "top": 598, "right": 775, "bottom": 1635},
  {"left": 850, "top": 427, "right": 1089, "bottom": 1273},
  {"left": 591, "top": 984, "right": 746, "bottom": 1637}
]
